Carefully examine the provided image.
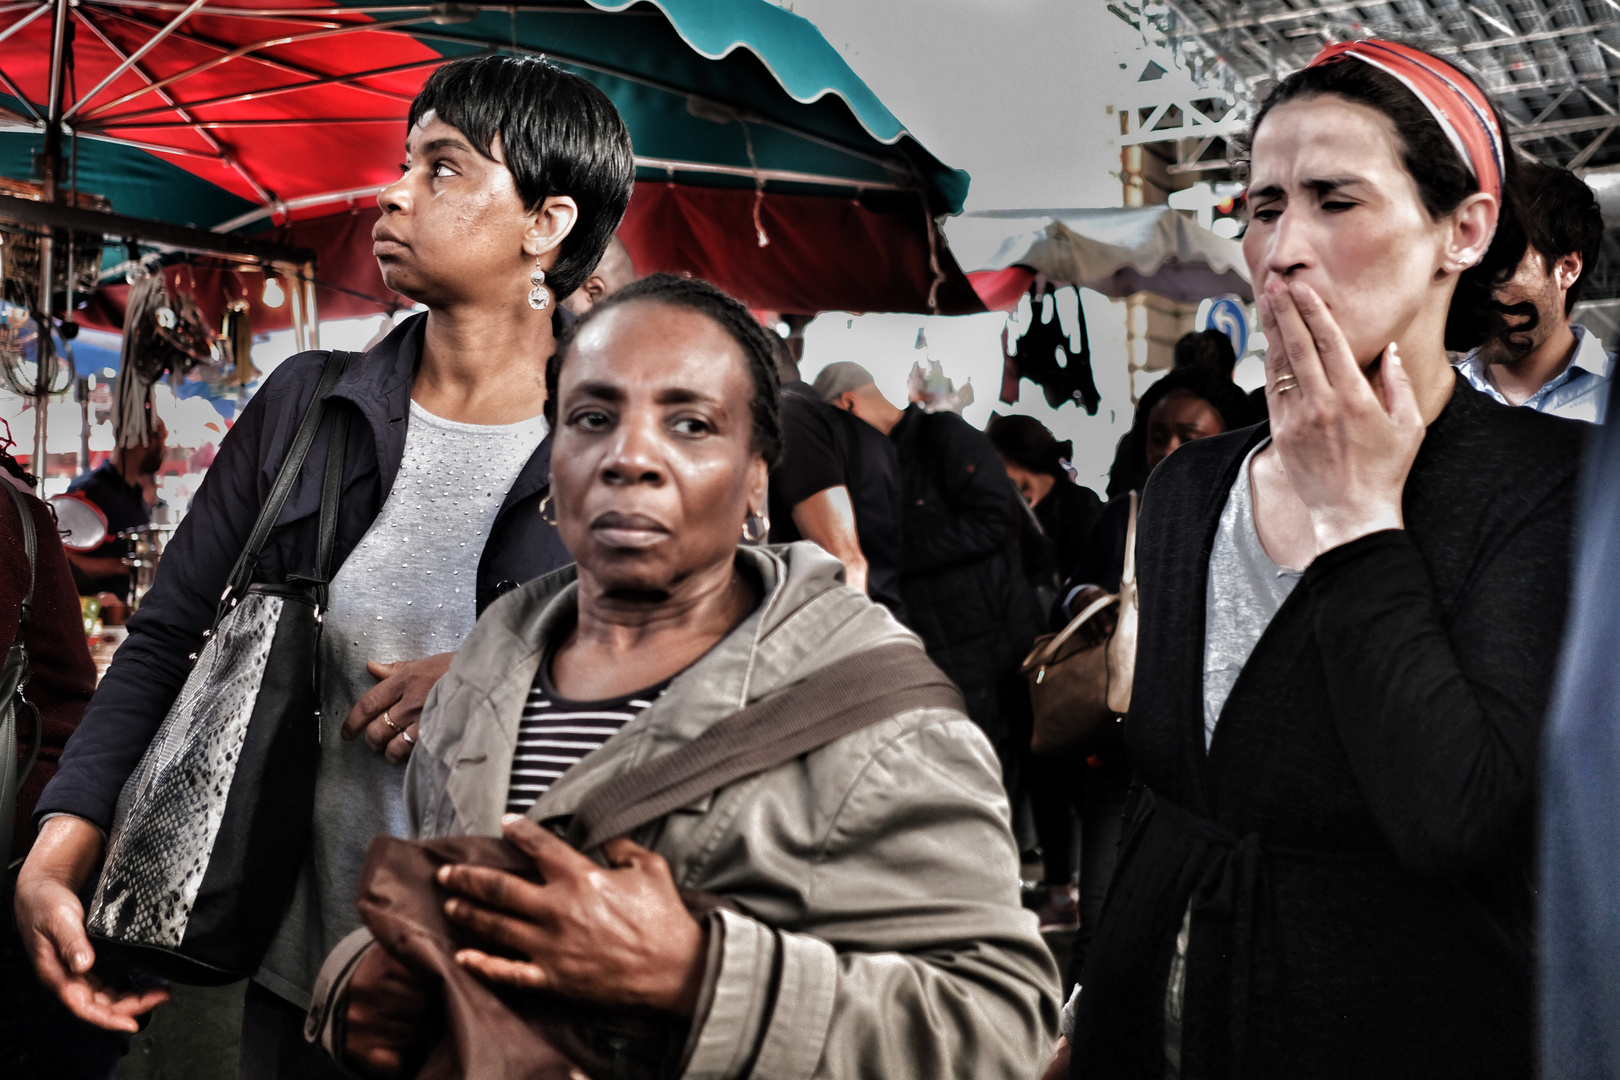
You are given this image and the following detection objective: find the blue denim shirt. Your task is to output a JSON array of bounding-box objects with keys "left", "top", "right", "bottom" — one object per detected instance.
[
  {"left": 1541, "top": 376, "right": 1620, "bottom": 1079},
  {"left": 1457, "top": 322, "right": 1614, "bottom": 423}
]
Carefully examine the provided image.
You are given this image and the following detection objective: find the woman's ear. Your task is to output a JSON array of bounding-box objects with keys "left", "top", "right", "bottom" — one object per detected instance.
[
  {"left": 524, "top": 194, "right": 580, "bottom": 265},
  {"left": 747, "top": 456, "right": 770, "bottom": 518},
  {"left": 1444, "top": 191, "right": 1499, "bottom": 274}
]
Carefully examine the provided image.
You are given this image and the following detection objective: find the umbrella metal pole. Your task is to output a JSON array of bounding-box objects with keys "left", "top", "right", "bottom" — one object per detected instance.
[
  {"left": 303, "top": 263, "right": 319, "bottom": 350},
  {"left": 286, "top": 268, "right": 306, "bottom": 352},
  {"left": 32, "top": 0, "right": 71, "bottom": 493}
]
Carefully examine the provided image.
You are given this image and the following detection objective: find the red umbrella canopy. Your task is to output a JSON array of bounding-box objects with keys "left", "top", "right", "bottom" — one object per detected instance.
[{"left": 0, "top": 0, "right": 985, "bottom": 323}]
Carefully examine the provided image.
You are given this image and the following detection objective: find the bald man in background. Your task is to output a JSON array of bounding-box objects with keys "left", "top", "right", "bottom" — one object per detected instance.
[{"left": 560, "top": 235, "right": 636, "bottom": 316}]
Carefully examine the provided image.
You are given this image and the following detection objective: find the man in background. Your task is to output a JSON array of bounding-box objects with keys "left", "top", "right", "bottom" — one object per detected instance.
[
  {"left": 560, "top": 236, "right": 635, "bottom": 317},
  {"left": 767, "top": 341, "right": 906, "bottom": 620},
  {"left": 64, "top": 419, "right": 165, "bottom": 603},
  {"left": 1459, "top": 162, "right": 1610, "bottom": 423},
  {"left": 815, "top": 361, "right": 1039, "bottom": 746}
]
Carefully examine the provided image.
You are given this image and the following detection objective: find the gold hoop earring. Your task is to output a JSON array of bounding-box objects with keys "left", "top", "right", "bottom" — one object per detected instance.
[
  {"left": 741, "top": 512, "right": 770, "bottom": 544},
  {"left": 539, "top": 491, "right": 558, "bottom": 526},
  {"left": 528, "top": 257, "right": 550, "bottom": 311}
]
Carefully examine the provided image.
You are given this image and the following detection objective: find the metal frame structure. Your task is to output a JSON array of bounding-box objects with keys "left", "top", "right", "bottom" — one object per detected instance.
[
  {"left": 1112, "top": 0, "right": 1620, "bottom": 171},
  {"left": 1110, "top": 0, "right": 1620, "bottom": 302}
]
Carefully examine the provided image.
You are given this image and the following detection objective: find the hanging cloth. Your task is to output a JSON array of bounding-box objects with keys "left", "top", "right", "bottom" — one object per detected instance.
[{"left": 1000, "top": 281, "right": 1100, "bottom": 414}]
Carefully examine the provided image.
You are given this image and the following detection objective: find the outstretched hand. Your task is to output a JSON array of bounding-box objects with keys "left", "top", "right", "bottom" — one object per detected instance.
[
  {"left": 14, "top": 816, "right": 170, "bottom": 1032},
  {"left": 438, "top": 815, "right": 708, "bottom": 1018},
  {"left": 1259, "top": 279, "right": 1426, "bottom": 556}
]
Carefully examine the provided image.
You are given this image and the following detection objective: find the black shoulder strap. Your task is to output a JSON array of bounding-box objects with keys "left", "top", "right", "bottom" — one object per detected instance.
[
  {"left": 220, "top": 350, "right": 357, "bottom": 606},
  {"left": 566, "top": 641, "right": 964, "bottom": 852},
  {"left": 2, "top": 480, "right": 34, "bottom": 630}
]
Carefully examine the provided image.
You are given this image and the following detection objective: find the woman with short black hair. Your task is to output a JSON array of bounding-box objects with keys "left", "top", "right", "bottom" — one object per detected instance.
[{"left": 16, "top": 53, "right": 634, "bottom": 1079}]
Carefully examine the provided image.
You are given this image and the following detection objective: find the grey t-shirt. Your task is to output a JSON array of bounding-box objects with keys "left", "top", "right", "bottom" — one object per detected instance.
[
  {"left": 1166, "top": 441, "right": 1306, "bottom": 1074},
  {"left": 257, "top": 401, "right": 548, "bottom": 1006},
  {"left": 1202, "top": 440, "right": 1304, "bottom": 748}
]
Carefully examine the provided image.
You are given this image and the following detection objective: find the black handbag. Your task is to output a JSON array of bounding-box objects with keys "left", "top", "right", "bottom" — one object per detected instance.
[
  {"left": 86, "top": 350, "right": 357, "bottom": 984},
  {"left": 1, "top": 478, "right": 42, "bottom": 863}
]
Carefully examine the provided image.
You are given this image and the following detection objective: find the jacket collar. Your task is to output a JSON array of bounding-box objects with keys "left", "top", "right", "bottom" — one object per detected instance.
[
  {"left": 431, "top": 542, "right": 919, "bottom": 837},
  {"left": 330, "top": 312, "right": 421, "bottom": 499}
]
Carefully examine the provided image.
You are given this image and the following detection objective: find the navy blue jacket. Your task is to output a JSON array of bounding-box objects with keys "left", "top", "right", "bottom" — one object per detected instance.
[{"left": 37, "top": 314, "right": 572, "bottom": 830}]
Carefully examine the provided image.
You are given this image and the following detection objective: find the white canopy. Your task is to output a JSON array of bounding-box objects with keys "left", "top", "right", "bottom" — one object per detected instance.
[{"left": 946, "top": 206, "right": 1252, "bottom": 303}]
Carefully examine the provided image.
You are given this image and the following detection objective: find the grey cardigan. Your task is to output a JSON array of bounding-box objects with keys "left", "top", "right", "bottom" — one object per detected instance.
[{"left": 309, "top": 542, "right": 1060, "bottom": 1079}]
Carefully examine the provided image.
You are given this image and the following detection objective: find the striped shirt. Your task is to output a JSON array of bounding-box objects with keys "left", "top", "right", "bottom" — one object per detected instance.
[{"left": 505, "top": 652, "right": 670, "bottom": 814}]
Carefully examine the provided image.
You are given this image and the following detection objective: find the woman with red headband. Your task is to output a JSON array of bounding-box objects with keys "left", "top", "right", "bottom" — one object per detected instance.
[{"left": 1054, "top": 41, "right": 1581, "bottom": 1079}]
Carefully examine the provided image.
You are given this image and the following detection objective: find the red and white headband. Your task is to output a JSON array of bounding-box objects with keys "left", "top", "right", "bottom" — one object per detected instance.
[{"left": 1308, "top": 39, "right": 1504, "bottom": 204}]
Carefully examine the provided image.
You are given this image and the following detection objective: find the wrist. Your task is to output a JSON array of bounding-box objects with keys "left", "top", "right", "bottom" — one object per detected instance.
[
  {"left": 21, "top": 815, "right": 105, "bottom": 891},
  {"left": 658, "top": 919, "right": 709, "bottom": 1019},
  {"left": 1310, "top": 506, "right": 1404, "bottom": 555}
]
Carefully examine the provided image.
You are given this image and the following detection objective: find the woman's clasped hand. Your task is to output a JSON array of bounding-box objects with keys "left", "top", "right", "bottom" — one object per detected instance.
[
  {"left": 1257, "top": 279, "right": 1426, "bottom": 557},
  {"left": 438, "top": 815, "right": 707, "bottom": 1015}
]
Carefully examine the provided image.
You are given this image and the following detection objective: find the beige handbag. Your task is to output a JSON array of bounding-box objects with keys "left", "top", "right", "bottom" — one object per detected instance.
[{"left": 1021, "top": 491, "right": 1139, "bottom": 755}]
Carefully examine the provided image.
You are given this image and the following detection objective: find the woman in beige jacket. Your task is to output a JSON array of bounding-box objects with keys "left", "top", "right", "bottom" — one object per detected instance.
[{"left": 308, "top": 274, "right": 1060, "bottom": 1079}]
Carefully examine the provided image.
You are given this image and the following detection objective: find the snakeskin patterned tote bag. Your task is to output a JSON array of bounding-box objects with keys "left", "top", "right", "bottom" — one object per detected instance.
[{"left": 86, "top": 351, "right": 357, "bottom": 984}]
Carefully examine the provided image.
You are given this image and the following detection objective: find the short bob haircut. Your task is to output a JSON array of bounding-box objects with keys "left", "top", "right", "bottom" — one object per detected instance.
[
  {"left": 409, "top": 55, "right": 636, "bottom": 300},
  {"left": 545, "top": 273, "right": 785, "bottom": 467},
  {"left": 1236, "top": 46, "right": 1527, "bottom": 354}
]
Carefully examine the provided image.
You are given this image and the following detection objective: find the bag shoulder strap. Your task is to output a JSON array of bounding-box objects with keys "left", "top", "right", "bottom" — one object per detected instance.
[
  {"left": 1120, "top": 490, "right": 1139, "bottom": 589},
  {"left": 2, "top": 479, "right": 40, "bottom": 860},
  {"left": 221, "top": 350, "right": 357, "bottom": 604},
  {"left": 2, "top": 480, "right": 35, "bottom": 629},
  {"left": 566, "top": 641, "right": 964, "bottom": 852}
]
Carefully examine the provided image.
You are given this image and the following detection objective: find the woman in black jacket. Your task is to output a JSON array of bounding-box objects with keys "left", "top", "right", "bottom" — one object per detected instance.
[
  {"left": 15, "top": 55, "right": 634, "bottom": 1079},
  {"left": 1062, "top": 41, "right": 1579, "bottom": 1079}
]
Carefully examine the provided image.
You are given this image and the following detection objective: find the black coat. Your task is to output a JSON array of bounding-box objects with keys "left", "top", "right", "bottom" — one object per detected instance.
[
  {"left": 891, "top": 406, "right": 1040, "bottom": 702},
  {"left": 1073, "top": 379, "right": 1581, "bottom": 1080},
  {"left": 37, "top": 315, "right": 573, "bottom": 830}
]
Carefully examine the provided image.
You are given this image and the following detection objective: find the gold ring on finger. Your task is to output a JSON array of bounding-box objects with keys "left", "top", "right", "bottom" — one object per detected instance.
[
  {"left": 380, "top": 711, "right": 402, "bottom": 735},
  {"left": 1273, "top": 375, "right": 1299, "bottom": 394}
]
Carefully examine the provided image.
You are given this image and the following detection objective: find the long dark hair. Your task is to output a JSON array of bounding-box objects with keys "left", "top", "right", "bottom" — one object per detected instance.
[{"left": 1237, "top": 50, "right": 1526, "bottom": 353}]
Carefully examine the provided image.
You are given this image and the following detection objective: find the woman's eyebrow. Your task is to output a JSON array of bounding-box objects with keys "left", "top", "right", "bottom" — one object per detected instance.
[
  {"left": 1303, "top": 176, "right": 1365, "bottom": 196},
  {"left": 572, "top": 380, "right": 624, "bottom": 403},
  {"left": 654, "top": 387, "right": 721, "bottom": 406},
  {"left": 419, "top": 136, "right": 473, "bottom": 156},
  {"left": 1248, "top": 183, "right": 1284, "bottom": 202}
]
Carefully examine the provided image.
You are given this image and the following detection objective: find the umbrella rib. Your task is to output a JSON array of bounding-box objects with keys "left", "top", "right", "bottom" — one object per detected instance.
[
  {"left": 63, "top": 0, "right": 208, "bottom": 121},
  {"left": 87, "top": 116, "right": 403, "bottom": 128},
  {"left": 88, "top": 54, "right": 459, "bottom": 127},
  {"left": 0, "top": 65, "right": 40, "bottom": 123},
  {"left": 0, "top": 4, "right": 51, "bottom": 121},
  {"left": 73, "top": 8, "right": 277, "bottom": 204},
  {"left": 78, "top": 9, "right": 426, "bottom": 119},
  {"left": 0, "top": 122, "right": 224, "bottom": 160}
]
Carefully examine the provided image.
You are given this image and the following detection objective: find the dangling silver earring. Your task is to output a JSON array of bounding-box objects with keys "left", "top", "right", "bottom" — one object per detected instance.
[
  {"left": 741, "top": 511, "right": 770, "bottom": 543},
  {"left": 528, "top": 258, "right": 550, "bottom": 311},
  {"left": 538, "top": 491, "right": 558, "bottom": 525}
]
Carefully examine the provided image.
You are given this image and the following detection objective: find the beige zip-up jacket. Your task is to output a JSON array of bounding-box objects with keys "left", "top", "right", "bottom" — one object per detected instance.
[{"left": 309, "top": 542, "right": 1059, "bottom": 1079}]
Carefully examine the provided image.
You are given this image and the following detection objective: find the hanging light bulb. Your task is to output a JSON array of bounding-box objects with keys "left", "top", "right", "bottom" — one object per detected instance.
[{"left": 262, "top": 276, "right": 286, "bottom": 308}]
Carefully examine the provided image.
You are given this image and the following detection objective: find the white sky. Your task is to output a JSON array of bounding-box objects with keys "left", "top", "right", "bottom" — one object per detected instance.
[{"left": 775, "top": 0, "right": 1170, "bottom": 485}]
